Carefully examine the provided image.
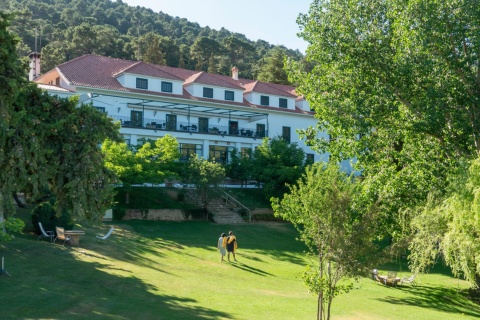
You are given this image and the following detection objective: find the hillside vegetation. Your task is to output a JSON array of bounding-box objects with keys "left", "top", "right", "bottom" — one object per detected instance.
[{"left": 4, "top": 0, "right": 306, "bottom": 81}]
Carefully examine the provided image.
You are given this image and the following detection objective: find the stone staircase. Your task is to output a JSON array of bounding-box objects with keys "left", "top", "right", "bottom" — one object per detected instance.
[{"left": 184, "top": 188, "right": 247, "bottom": 224}]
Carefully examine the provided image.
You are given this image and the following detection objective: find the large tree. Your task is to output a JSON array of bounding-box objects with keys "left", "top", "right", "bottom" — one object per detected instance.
[
  {"left": 288, "top": 0, "right": 480, "bottom": 239},
  {"left": 272, "top": 163, "right": 379, "bottom": 320},
  {"left": 0, "top": 13, "right": 122, "bottom": 238},
  {"left": 253, "top": 137, "right": 305, "bottom": 200},
  {"left": 409, "top": 156, "right": 480, "bottom": 290},
  {"left": 185, "top": 156, "right": 225, "bottom": 216},
  {"left": 102, "top": 135, "right": 180, "bottom": 204},
  {"left": 257, "top": 47, "right": 290, "bottom": 84}
]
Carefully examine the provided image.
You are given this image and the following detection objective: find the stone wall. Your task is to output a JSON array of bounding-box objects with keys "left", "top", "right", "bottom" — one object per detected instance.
[{"left": 123, "top": 209, "right": 185, "bottom": 221}]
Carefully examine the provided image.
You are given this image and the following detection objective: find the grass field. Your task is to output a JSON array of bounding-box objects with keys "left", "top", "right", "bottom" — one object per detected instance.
[{"left": 1, "top": 218, "right": 479, "bottom": 319}]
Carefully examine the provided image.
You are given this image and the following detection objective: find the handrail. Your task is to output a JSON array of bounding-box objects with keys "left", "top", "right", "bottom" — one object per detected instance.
[{"left": 217, "top": 189, "right": 252, "bottom": 222}]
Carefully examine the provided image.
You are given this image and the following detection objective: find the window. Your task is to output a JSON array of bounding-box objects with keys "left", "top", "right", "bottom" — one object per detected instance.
[
  {"left": 55, "top": 77, "right": 60, "bottom": 86},
  {"left": 209, "top": 146, "right": 234, "bottom": 164},
  {"left": 131, "top": 111, "right": 143, "bottom": 127},
  {"left": 203, "top": 87, "right": 213, "bottom": 98},
  {"left": 95, "top": 107, "right": 106, "bottom": 113},
  {"left": 260, "top": 95, "right": 269, "bottom": 106},
  {"left": 198, "top": 118, "right": 209, "bottom": 133},
  {"left": 166, "top": 114, "right": 177, "bottom": 131},
  {"left": 279, "top": 98, "right": 288, "bottom": 108},
  {"left": 136, "top": 78, "right": 148, "bottom": 90},
  {"left": 256, "top": 124, "right": 266, "bottom": 138},
  {"left": 180, "top": 144, "right": 202, "bottom": 161},
  {"left": 282, "top": 126, "right": 291, "bottom": 143},
  {"left": 225, "top": 90, "right": 234, "bottom": 101},
  {"left": 161, "top": 81, "right": 173, "bottom": 93}
]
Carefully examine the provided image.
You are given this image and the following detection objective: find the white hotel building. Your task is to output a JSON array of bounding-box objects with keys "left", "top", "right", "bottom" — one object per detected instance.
[{"left": 32, "top": 54, "right": 331, "bottom": 165}]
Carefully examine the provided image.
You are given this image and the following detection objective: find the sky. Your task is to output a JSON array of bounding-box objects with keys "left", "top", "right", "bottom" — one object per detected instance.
[{"left": 121, "top": 0, "right": 312, "bottom": 53}]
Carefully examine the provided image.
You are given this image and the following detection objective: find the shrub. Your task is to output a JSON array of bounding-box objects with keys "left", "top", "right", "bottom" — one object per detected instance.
[
  {"left": 184, "top": 208, "right": 207, "bottom": 220},
  {"left": 113, "top": 207, "right": 126, "bottom": 221},
  {"left": 177, "top": 192, "right": 185, "bottom": 202},
  {"left": 252, "top": 213, "right": 283, "bottom": 222},
  {"left": 31, "top": 201, "right": 74, "bottom": 234}
]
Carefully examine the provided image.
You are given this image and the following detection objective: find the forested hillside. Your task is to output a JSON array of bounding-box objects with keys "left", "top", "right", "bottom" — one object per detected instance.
[{"left": 3, "top": 0, "right": 306, "bottom": 83}]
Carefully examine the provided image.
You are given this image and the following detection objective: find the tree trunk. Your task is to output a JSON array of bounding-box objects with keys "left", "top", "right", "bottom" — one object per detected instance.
[
  {"left": 318, "top": 251, "right": 324, "bottom": 320},
  {"left": 0, "top": 192, "right": 5, "bottom": 234},
  {"left": 318, "top": 292, "right": 323, "bottom": 320},
  {"left": 12, "top": 192, "right": 25, "bottom": 208}
]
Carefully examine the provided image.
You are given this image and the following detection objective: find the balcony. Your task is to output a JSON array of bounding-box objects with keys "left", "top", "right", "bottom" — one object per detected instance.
[{"left": 111, "top": 115, "right": 267, "bottom": 139}]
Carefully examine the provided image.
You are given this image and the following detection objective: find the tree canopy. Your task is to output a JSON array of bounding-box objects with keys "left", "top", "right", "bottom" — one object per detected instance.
[
  {"left": 272, "top": 163, "right": 379, "bottom": 320},
  {"left": 288, "top": 0, "right": 480, "bottom": 289},
  {"left": 3, "top": 0, "right": 304, "bottom": 80},
  {"left": 0, "top": 12, "right": 122, "bottom": 240}
]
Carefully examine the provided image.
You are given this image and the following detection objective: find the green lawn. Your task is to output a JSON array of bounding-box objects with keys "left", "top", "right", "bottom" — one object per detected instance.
[{"left": 0, "top": 219, "right": 479, "bottom": 319}]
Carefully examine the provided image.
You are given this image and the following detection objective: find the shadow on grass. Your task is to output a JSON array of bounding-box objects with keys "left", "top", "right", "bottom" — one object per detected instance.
[
  {"left": 114, "top": 220, "right": 308, "bottom": 267},
  {"left": 229, "top": 261, "right": 274, "bottom": 276},
  {"left": 0, "top": 239, "right": 232, "bottom": 320},
  {"left": 376, "top": 285, "right": 480, "bottom": 318}
]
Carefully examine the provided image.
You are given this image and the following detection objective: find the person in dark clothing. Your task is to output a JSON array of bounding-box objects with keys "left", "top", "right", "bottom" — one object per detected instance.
[{"left": 226, "top": 231, "right": 238, "bottom": 262}]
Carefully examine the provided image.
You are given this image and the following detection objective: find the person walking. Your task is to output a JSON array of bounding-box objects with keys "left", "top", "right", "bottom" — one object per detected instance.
[
  {"left": 226, "top": 231, "right": 238, "bottom": 262},
  {"left": 217, "top": 233, "right": 227, "bottom": 262}
]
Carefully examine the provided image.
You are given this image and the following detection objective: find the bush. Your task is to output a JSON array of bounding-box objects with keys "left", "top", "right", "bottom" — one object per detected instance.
[
  {"left": 184, "top": 208, "right": 207, "bottom": 220},
  {"left": 177, "top": 192, "right": 185, "bottom": 202},
  {"left": 112, "top": 207, "right": 126, "bottom": 221},
  {"left": 31, "top": 201, "right": 74, "bottom": 234},
  {"left": 252, "top": 213, "right": 284, "bottom": 222}
]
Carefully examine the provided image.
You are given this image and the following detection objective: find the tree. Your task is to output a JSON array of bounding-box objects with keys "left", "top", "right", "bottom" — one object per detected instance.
[
  {"left": 186, "top": 156, "right": 225, "bottom": 217},
  {"left": 190, "top": 36, "right": 223, "bottom": 71},
  {"left": 0, "top": 12, "right": 33, "bottom": 236},
  {"left": 257, "top": 47, "right": 290, "bottom": 84},
  {"left": 272, "top": 163, "right": 379, "bottom": 320},
  {"left": 135, "top": 135, "right": 181, "bottom": 184},
  {"left": 43, "top": 97, "right": 121, "bottom": 221},
  {"left": 102, "top": 135, "right": 180, "bottom": 204},
  {"left": 0, "top": 13, "right": 122, "bottom": 239},
  {"left": 222, "top": 36, "right": 254, "bottom": 67},
  {"left": 136, "top": 32, "right": 166, "bottom": 65},
  {"left": 409, "top": 157, "right": 480, "bottom": 291},
  {"left": 102, "top": 139, "right": 145, "bottom": 204},
  {"left": 287, "top": 0, "right": 480, "bottom": 240},
  {"left": 253, "top": 137, "right": 305, "bottom": 200},
  {"left": 225, "top": 148, "right": 254, "bottom": 187}
]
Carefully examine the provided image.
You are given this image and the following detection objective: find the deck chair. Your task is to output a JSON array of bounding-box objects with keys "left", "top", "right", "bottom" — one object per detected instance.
[
  {"left": 385, "top": 271, "right": 399, "bottom": 286},
  {"left": 54, "top": 226, "right": 71, "bottom": 246},
  {"left": 96, "top": 227, "right": 114, "bottom": 242},
  {"left": 38, "top": 222, "right": 55, "bottom": 243},
  {"left": 400, "top": 273, "right": 418, "bottom": 286}
]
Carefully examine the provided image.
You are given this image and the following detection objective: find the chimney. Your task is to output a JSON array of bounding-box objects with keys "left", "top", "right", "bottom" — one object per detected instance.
[
  {"left": 231, "top": 66, "right": 239, "bottom": 81},
  {"left": 28, "top": 52, "right": 41, "bottom": 81}
]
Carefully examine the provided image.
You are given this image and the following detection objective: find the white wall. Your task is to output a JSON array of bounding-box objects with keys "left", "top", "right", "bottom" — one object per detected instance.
[
  {"left": 185, "top": 84, "right": 243, "bottom": 103},
  {"left": 120, "top": 74, "right": 183, "bottom": 95}
]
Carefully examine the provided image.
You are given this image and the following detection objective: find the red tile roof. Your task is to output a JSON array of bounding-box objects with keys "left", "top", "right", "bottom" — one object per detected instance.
[
  {"left": 35, "top": 54, "right": 310, "bottom": 115},
  {"left": 184, "top": 71, "right": 244, "bottom": 90},
  {"left": 115, "top": 61, "right": 184, "bottom": 81}
]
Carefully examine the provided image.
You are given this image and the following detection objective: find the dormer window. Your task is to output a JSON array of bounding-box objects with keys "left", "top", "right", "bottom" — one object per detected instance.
[
  {"left": 225, "top": 90, "right": 234, "bottom": 101},
  {"left": 136, "top": 78, "right": 148, "bottom": 90},
  {"left": 161, "top": 81, "right": 172, "bottom": 93},
  {"left": 279, "top": 98, "right": 287, "bottom": 108},
  {"left": 203, "top": 87, "right": 213, "bottom": 98},
  {"left": 260, "top": 95, "right": 269, "bottom": 106}
]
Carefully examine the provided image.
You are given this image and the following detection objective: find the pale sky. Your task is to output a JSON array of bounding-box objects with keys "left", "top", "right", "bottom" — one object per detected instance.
[{"left": 121, "top": 0, "right": 312, "bottom": 53}]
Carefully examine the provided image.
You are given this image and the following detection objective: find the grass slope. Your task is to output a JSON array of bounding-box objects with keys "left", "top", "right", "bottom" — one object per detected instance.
[{"left": 0, "top": 220, "right": 479, "bottom": 320}]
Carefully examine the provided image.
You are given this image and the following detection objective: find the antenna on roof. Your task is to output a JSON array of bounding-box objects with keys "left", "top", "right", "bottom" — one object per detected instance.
[{"left": 34, "top": 27, "right": 37, "bottom": 53}]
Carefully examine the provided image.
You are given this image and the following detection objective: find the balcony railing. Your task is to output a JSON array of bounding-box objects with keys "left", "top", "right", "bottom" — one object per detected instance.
[{"left": 110, "top": 115, "right": 267, "bottom": 139}]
